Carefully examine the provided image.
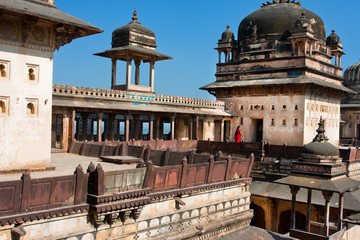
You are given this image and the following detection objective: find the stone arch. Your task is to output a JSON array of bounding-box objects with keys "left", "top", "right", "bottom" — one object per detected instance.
[
  {"left": 191, "top": 209, "right": 199, "bottom": 217},
  {"left": 149, "top": 218, "right": 159, "bottom": 227},
  {"left": 160, "top": 216, "right": 170, "bottom": 225},
  {"left": 138, "top": 221, "right": 148, "bottom": 230},
  {"left": 171, "top": 213, "right": 181, "bottom": 222},
  {"left": 278, "top": 210, "right": 306, "bottom": 234},
  {"left": 250, "top": 202, "right": 266, "bottom": 229},
  {"left": 200, "top": 207, "right": 207, "bottom": 215}
]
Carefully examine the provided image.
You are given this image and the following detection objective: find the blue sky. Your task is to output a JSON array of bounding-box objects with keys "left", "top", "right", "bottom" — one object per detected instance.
[{"left": 53, "top": 0, "right": 360, "bottom": 100}]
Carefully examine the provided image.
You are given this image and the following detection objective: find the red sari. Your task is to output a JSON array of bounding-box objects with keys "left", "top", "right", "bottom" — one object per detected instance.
[{"left": 234, "top": 129, "right": 241, "bottom": 142}]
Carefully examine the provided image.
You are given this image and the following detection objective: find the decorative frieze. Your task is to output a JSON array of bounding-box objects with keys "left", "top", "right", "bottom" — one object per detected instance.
[{"left": 0, "top": 18, "right": 17, "bottom": 39}]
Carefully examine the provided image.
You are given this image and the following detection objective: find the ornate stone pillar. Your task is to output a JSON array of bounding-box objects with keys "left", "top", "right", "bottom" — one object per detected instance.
[
  {"left": 125, "top": 114, "right": 130, "bottom": 142},
  {"left": 335, "top": 53, "right": 338, "bottom": 66},
  {"left": 149, "top": 114, "right": 155, "bottom": 140},
  {"left": 69, "top": 110, "right": 76, "bottom": 147},
  {"left": 61, "top": 113, "right": 70, "bottom": 150},
  {"left": 135, "top": 59, "right": 141, "bottom": 85},
  {"left": 220, "top": 119, "right": 225, "bottom": 142},
  {"left": 111, "top": 59, "right": 117, "bottom": 89},
  {"left": 171, "top": 115, "right": 175, "bottom": 140},
  {"left": 338, "top": 193, "right": 344, "bottom": 231},
  {"left": 189, "top": 116, "right": 193, "bottom": 140},
  {"left": 126, "top": 58, "right": 132, "bottom": 88},
  {"left": 306, "top": 189, "right": 312, "bottom": 232},
  {"left": 322, "top": 191, "right": 333, "bottom": 237},
  {"left": 149, "top": 61, "right": 155, "bottom": 92},
  {"left": 338, "top": 55, "right": 342, "bottom": 68},
  {"left": 290, "top": 186, "right": 300, "bottom": 230},
  {"left": 97, "top": 113, "right": 103, "bottom": 142}
]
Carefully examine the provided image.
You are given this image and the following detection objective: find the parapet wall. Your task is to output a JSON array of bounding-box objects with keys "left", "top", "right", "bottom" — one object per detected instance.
[
  {"left": 0, "top": 145, "right": 254, "bottom": 239},
  {"left": 53, "top": 84, "right": 226, "bottom": 109}
]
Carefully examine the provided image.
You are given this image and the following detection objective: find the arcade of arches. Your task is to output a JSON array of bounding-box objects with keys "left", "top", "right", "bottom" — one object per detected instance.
[
  {"left": 51, "top": 109, "right": 231, "bottom": 150},
  {"left": 250, "top": 195, "right": 352, "bottom": 234}
]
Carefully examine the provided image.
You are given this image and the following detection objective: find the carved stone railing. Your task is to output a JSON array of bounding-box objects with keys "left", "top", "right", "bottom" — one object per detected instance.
[{"left": 53, "top": 84, "right": 225, "bottom": 109}]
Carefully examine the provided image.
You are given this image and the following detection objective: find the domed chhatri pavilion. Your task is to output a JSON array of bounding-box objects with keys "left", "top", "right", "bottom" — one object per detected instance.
[
  {"left": 95, "top": 9, "right": 172, "bottom": 93},
  {"left": 340, "top": 61, "right": 360, "bottom": 139},
  {"left": 202, "top": 0, "right": 353, "bottom": 146}
]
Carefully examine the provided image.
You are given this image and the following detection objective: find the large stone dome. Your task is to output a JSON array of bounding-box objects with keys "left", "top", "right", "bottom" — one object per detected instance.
[
  {"left": 238, "top": 1, "right": 326, "bottom": 45},
  {"left": 343, "top": 62, "right": 360, "bottom": 92}
]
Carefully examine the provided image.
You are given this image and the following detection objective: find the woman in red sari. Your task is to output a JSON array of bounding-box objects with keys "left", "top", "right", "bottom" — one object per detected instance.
[{"left": 234, "top": 126, "right": 241, "bottom": 142}]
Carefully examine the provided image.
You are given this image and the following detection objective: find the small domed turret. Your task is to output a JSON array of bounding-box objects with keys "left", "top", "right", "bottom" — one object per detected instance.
[
  {"left": 219, "top": 25, "right": 235, "bottom": 44},
  {"left": 326, "top": 30, "right": 342, "bottom": 48},
  {"left": 216, "top": 25, "right": 237, "bottom": 63},
  {"left": 112, "top": 10, "right": 156, "bottom": 49}
]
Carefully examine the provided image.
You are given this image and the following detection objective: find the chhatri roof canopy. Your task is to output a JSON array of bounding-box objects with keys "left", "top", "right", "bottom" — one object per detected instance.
[
  {"left": 94, "top": 45, "right": 171, "bottom": 62},
  {"left": 94, "top": 10, "right": 171, "bottom": 62}
]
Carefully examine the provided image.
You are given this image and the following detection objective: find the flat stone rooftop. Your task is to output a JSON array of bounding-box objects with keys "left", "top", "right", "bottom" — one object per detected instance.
[{"left": 0, "top": 153, "right": 137, "bottom": 181}]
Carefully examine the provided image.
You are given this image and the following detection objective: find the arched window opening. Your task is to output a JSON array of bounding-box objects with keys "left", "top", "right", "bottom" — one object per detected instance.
[
  {"left": 26, "top": 102, "right": 35, "bottom": 115},
  {"left": 0, "top": 64, "right": 6, "bottom": 77},
  {"left": 28, "top": 68, "right": 35, "bottom": 80},
  {"left": 0, "top": 100, "right": 5, "bottom": 113}
]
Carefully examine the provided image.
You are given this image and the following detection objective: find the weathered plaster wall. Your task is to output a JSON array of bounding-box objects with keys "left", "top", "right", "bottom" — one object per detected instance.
[
  {"left": 304, "top": 95, "right": 340, "bottom": 145},
  {"left": 340, "top": 108, "right": 360, "bottom": 138},
  {"left": 221, "top": 94, "right": 305, "bottom": 146},
  {"left": 0, "top": 45, "right": 53, "bottom": 170},
  {"left": 203, "top": 118, "right": 215, "bottom": 141}
]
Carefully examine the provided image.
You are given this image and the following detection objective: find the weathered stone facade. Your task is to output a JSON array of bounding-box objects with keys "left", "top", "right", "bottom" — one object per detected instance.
[
  {"left": 201, "top": 1, "right": 352, "bottom": 146},
  {"left": 0, "top": 0, "right": 102, "bottom": 171}
]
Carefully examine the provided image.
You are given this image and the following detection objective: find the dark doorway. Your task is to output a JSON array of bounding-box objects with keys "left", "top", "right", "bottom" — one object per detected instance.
[
  {"left": 251, "top": 119, "right": 263, "bottom": 142},
  {"left": 250, "top": 203, "right": 266, "bottom": 229},
  {"left": 278, "top": 210, "right": 306, "bottom": 234},
  {"left": 198, "top": 119, "right": 204, "bottom": 140},
  {"left": 357, "top": 124, "right": 360, "bottom": 139}
]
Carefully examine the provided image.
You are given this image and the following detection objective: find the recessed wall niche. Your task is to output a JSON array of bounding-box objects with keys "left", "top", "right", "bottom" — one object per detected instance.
[
  {"left": 0, "top": 60, "right": 10, "bottom": 80},
  {"left": 25, "top": 98, "right": 38, "bottom": 116},
  {"left": 26, "top": 64, "right": 39, "bottom": 82},
  {"left": 0, "top": 96, "right": 9, "bottom": 116}
]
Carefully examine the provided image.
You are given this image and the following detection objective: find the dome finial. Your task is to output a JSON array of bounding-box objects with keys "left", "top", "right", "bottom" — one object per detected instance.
[
  {"left": 313, "top": 116, "right": 329, "bottom": 142},
  {"left": 226, "top": 25, "right": 230, "bottom": 30},
  {"left": 132, "top": 9, "right": 138, "bottom": 22},
  {"left": 261, "top": 0, "right": 301, "bottom": 8}
]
